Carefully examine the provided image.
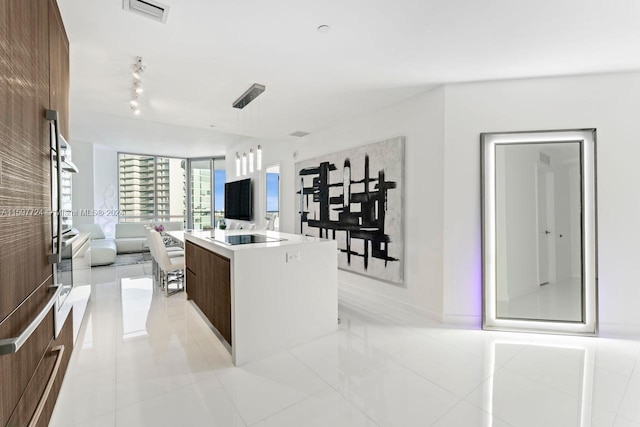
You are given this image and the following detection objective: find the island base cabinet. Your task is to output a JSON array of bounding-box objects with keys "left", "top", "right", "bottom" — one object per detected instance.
[{"left": 185, "top": 241, "right": 232, "bottom": 346}]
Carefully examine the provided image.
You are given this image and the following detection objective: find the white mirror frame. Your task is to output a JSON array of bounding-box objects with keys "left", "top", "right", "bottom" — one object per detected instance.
[{"left": 481, "top": 129, "right": 598, "bottom": 335}]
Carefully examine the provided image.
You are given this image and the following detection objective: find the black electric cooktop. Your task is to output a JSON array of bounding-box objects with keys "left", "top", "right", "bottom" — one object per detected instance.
[{"left": 221, "top": 234, "right": 285, "bottom": 246}]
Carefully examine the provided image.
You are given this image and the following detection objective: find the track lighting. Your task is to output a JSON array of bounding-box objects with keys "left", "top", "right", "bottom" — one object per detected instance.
[
  {"left": 132, "top": 57, "right": 146, "bottom": 79},
  {"left": 130, "top": 56, "right": 146, "bottom": 115}
]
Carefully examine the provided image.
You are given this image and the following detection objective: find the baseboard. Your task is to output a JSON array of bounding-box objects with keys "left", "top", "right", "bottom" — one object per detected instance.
[
  {"left": 338, "top": 281, "right": 443, "bottom": 323},
  {"left": 442, "top": 313, "right": 482, "bottom": 327},
  {"left": 598, "top": 322, "right": 640, "bottom": 339}
]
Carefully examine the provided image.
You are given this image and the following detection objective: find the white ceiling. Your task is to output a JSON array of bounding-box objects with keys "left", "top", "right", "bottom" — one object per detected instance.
[{"left": 59, "top": 0, "right": 640, "bottom": 154}]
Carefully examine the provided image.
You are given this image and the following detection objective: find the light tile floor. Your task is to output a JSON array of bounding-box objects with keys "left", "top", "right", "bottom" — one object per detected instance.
[{"left": 50, "top": 263, "right": 640, "bottom": 427}]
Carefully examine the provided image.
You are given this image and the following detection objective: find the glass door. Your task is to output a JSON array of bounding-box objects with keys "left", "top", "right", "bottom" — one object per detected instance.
[
  {"left": 189, "top": 159, "right": 212, "bottom": 230},
  {"left": 213, "top": 158, "right": 226, "bottom": 228}
]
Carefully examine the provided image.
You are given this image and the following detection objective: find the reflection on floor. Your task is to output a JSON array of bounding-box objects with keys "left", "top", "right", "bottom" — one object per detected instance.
[
  {"left": 50, "top": 264, "right": 640, "bottom": 427},
  {"left": 497, "top": 277, "right": 583, "bottom": 322}
]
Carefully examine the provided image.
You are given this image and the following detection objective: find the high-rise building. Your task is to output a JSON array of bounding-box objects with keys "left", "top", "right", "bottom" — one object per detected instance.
[
  {"left": 119, "top": 154, "right": 185, "bottom": 223},
  {"left": 191, "top": 165, "right": 211, "bottom": 229},
  {"left": 119, "top": 154, "right": 155, "bottom": 221}
]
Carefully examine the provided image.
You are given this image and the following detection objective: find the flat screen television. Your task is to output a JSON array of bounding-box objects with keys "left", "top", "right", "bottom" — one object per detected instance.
[{"left": 225, "top": 178, "right": 252, "bottom": 221}]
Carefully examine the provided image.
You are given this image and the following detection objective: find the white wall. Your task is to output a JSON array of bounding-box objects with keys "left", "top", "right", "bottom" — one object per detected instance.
[
  {"left": 292, "top": 87, "right": 446, "bottom": 320},
  {"left": 225, "top": 138, "right": 294, "bottom": 233},
  {"left": 71, "top": 140, "right": 94, "bottom": 226},
  {"left": 70, "top": 140, "right": 118, "bottom": 236},
  {"left": 443, "top": 71, "right": 640, "bottom": 334},
  {"left": 93, "top": 144, "right": 119, "bottom": 238}
]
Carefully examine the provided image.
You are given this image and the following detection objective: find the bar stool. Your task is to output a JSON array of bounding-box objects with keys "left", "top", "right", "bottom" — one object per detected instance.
[
  {"left": 149, "top": 230, "right": 185, "bottom": 296},
  {"left": 145, "top": 227, "right": 183, "bottom": 288}
]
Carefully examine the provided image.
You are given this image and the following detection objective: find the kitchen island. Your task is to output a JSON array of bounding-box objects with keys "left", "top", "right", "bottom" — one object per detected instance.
[{"left": 175, "top": 230, "right": 337, "bottom": 366}]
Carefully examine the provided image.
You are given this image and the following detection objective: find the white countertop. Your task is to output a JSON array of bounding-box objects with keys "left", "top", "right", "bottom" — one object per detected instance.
[{"left": 168, "top": 229, "right": 327, "bottom": 255}]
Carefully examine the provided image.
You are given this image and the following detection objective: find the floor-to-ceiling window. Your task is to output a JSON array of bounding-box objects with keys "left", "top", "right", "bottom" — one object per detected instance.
[
  {"left": 213, "top": 158, "right": 226, "bottom": 228},
  {"left": 118, "top": 153, "right": 186, "bottom": 225},
  {"left": 266, "top": 165, "right": 280, "bottom": 225},
  {"left": 187, "top": 157, "right": 225, "bottom": 230},
  {"left": 190, "top": 159, "right": 212, "bottom": 229}
]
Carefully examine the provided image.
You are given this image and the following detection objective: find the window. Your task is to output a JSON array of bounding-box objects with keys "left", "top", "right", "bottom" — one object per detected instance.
[
  {"left": 118, "top": 153, "right": 186, "bottom": 225},
  {"left": 190, "top": 159, "right": 212, "bottom": 229},
  {"left": 266, "top": 165, "right": 280, "bottom": 216},
  {"left": 188, "top": 157, "right": 226, "bottom": 230},
  {"left": 213, "top": 158, "right": 226, "bottom": 228}
]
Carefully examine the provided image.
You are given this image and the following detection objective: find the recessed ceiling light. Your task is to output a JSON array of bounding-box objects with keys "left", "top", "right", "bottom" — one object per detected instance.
[{"left": 317, "top": 25, "right": 330, "bottom": 34}]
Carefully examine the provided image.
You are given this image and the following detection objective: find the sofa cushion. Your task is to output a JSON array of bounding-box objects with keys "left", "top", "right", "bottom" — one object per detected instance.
[
  {"left": 116, "top": 237, "right": 149, "bottom": 254},
  {"left": 76, "top": 223, "right": 106, "bottom": 239},
  {"left": 115, "top": 223, "right": 147, "bottom": 239}
]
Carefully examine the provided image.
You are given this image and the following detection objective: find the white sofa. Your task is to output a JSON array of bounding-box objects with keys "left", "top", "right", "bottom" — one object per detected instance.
[
  {"left": 115, "top": 223, "right": 149, "bottom": 254},
  {"left": 116, "top": 222, "right": 184, "bottom": 254},
  {"left": 76, "top": 224, "right": 117, "bottom": 266}
]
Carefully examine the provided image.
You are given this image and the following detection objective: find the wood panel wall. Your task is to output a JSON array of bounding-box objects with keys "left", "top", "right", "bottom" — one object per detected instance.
[
  {"left": 0, "top": 0, "right": 53, "bottom": 324},
  {"left": 0, "top": 0, "right": 72, "bottom": 425},
  {"left": 48, "top": 0, "right": 69, "bottom": 141}
]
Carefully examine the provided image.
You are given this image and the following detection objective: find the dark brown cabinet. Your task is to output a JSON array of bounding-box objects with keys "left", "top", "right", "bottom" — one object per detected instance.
[
  {"left": 48, "top": 0, "right": 69, "bottom": 141},
  {"left": 0, "top": 0, "right": 72, "bottom": 425},
  {"left": 186, "top": 241, "right": 232, "bottom": 345}
]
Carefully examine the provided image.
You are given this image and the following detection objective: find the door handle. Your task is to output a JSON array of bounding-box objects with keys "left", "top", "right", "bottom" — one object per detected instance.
[{"left": 46, "top": 109, "right": 63, "bottom": 264}]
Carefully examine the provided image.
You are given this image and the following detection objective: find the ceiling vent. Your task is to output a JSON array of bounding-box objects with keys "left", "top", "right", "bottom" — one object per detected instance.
[
  {"left": 290, "top": 131, "right": 310, "bottom": 137},
  {"left": 232, "top": 83, "right": 266, "bottom": 109},
  {"left": 123, "top": 0, "right": 170, "bottom": 23}
]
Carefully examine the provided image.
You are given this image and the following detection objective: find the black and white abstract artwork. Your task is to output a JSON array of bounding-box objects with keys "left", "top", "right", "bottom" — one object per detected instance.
[{"left": 295, "top": 137, "right": 405, "bottom": 284}]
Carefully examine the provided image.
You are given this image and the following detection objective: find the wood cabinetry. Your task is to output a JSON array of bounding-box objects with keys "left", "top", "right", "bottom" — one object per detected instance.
[
  {"left": 0, "top": 0, "right": 53, "bottom": 327},
  {"left": 48, "top": 0, "right": 69, "bottom": 140},
  {"left": 0, "top": 0, "right": 72, "bottom": 425},
  {"left": 4, "top": 309, "right": 73, "bottom": 427},
  {"left": 185, "top": 241, "right": 232, "bottom": 345}
]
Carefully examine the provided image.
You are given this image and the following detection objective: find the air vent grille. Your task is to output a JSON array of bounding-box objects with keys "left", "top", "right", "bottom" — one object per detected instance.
[
  {"left": 290, "top": 131, "right": 310, "bottom": 137},
  {"left": 123, "top": 0, "right": 170, "bottom": 23}
]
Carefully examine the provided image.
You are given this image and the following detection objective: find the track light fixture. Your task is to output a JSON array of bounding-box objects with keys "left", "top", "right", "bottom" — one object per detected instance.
[
  {"left": 130, "top": 56, "right": 146, "bottom": 115},
  {"left": 132, "top": 56, "right": 146, "bottom": 79}
]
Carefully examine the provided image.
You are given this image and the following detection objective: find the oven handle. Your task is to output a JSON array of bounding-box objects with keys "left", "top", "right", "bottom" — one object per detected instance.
[
  {"left": 46, "top": 109, "right": 63, "bottom": 264},
  {"left": 0, "top": 285, "right": 62, "bottom": 355}
]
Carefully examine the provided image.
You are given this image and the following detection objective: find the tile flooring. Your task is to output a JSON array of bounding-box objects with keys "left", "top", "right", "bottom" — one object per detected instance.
[{"left": 50, "top": 263, "right": 640, "bottom": 427}]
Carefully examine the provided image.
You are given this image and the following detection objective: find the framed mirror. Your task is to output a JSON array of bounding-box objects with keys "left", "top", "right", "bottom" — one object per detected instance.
[{"left": 481, "top": 129, "right": 598, "bottom": 335}]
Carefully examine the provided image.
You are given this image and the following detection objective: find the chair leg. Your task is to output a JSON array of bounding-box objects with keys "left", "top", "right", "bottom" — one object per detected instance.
[
  {"left": 164, "top": 269, "right": 185, "bottom": 297},
  {"left": 164, "top": 272, "right": 169, "bottom": 297}
]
